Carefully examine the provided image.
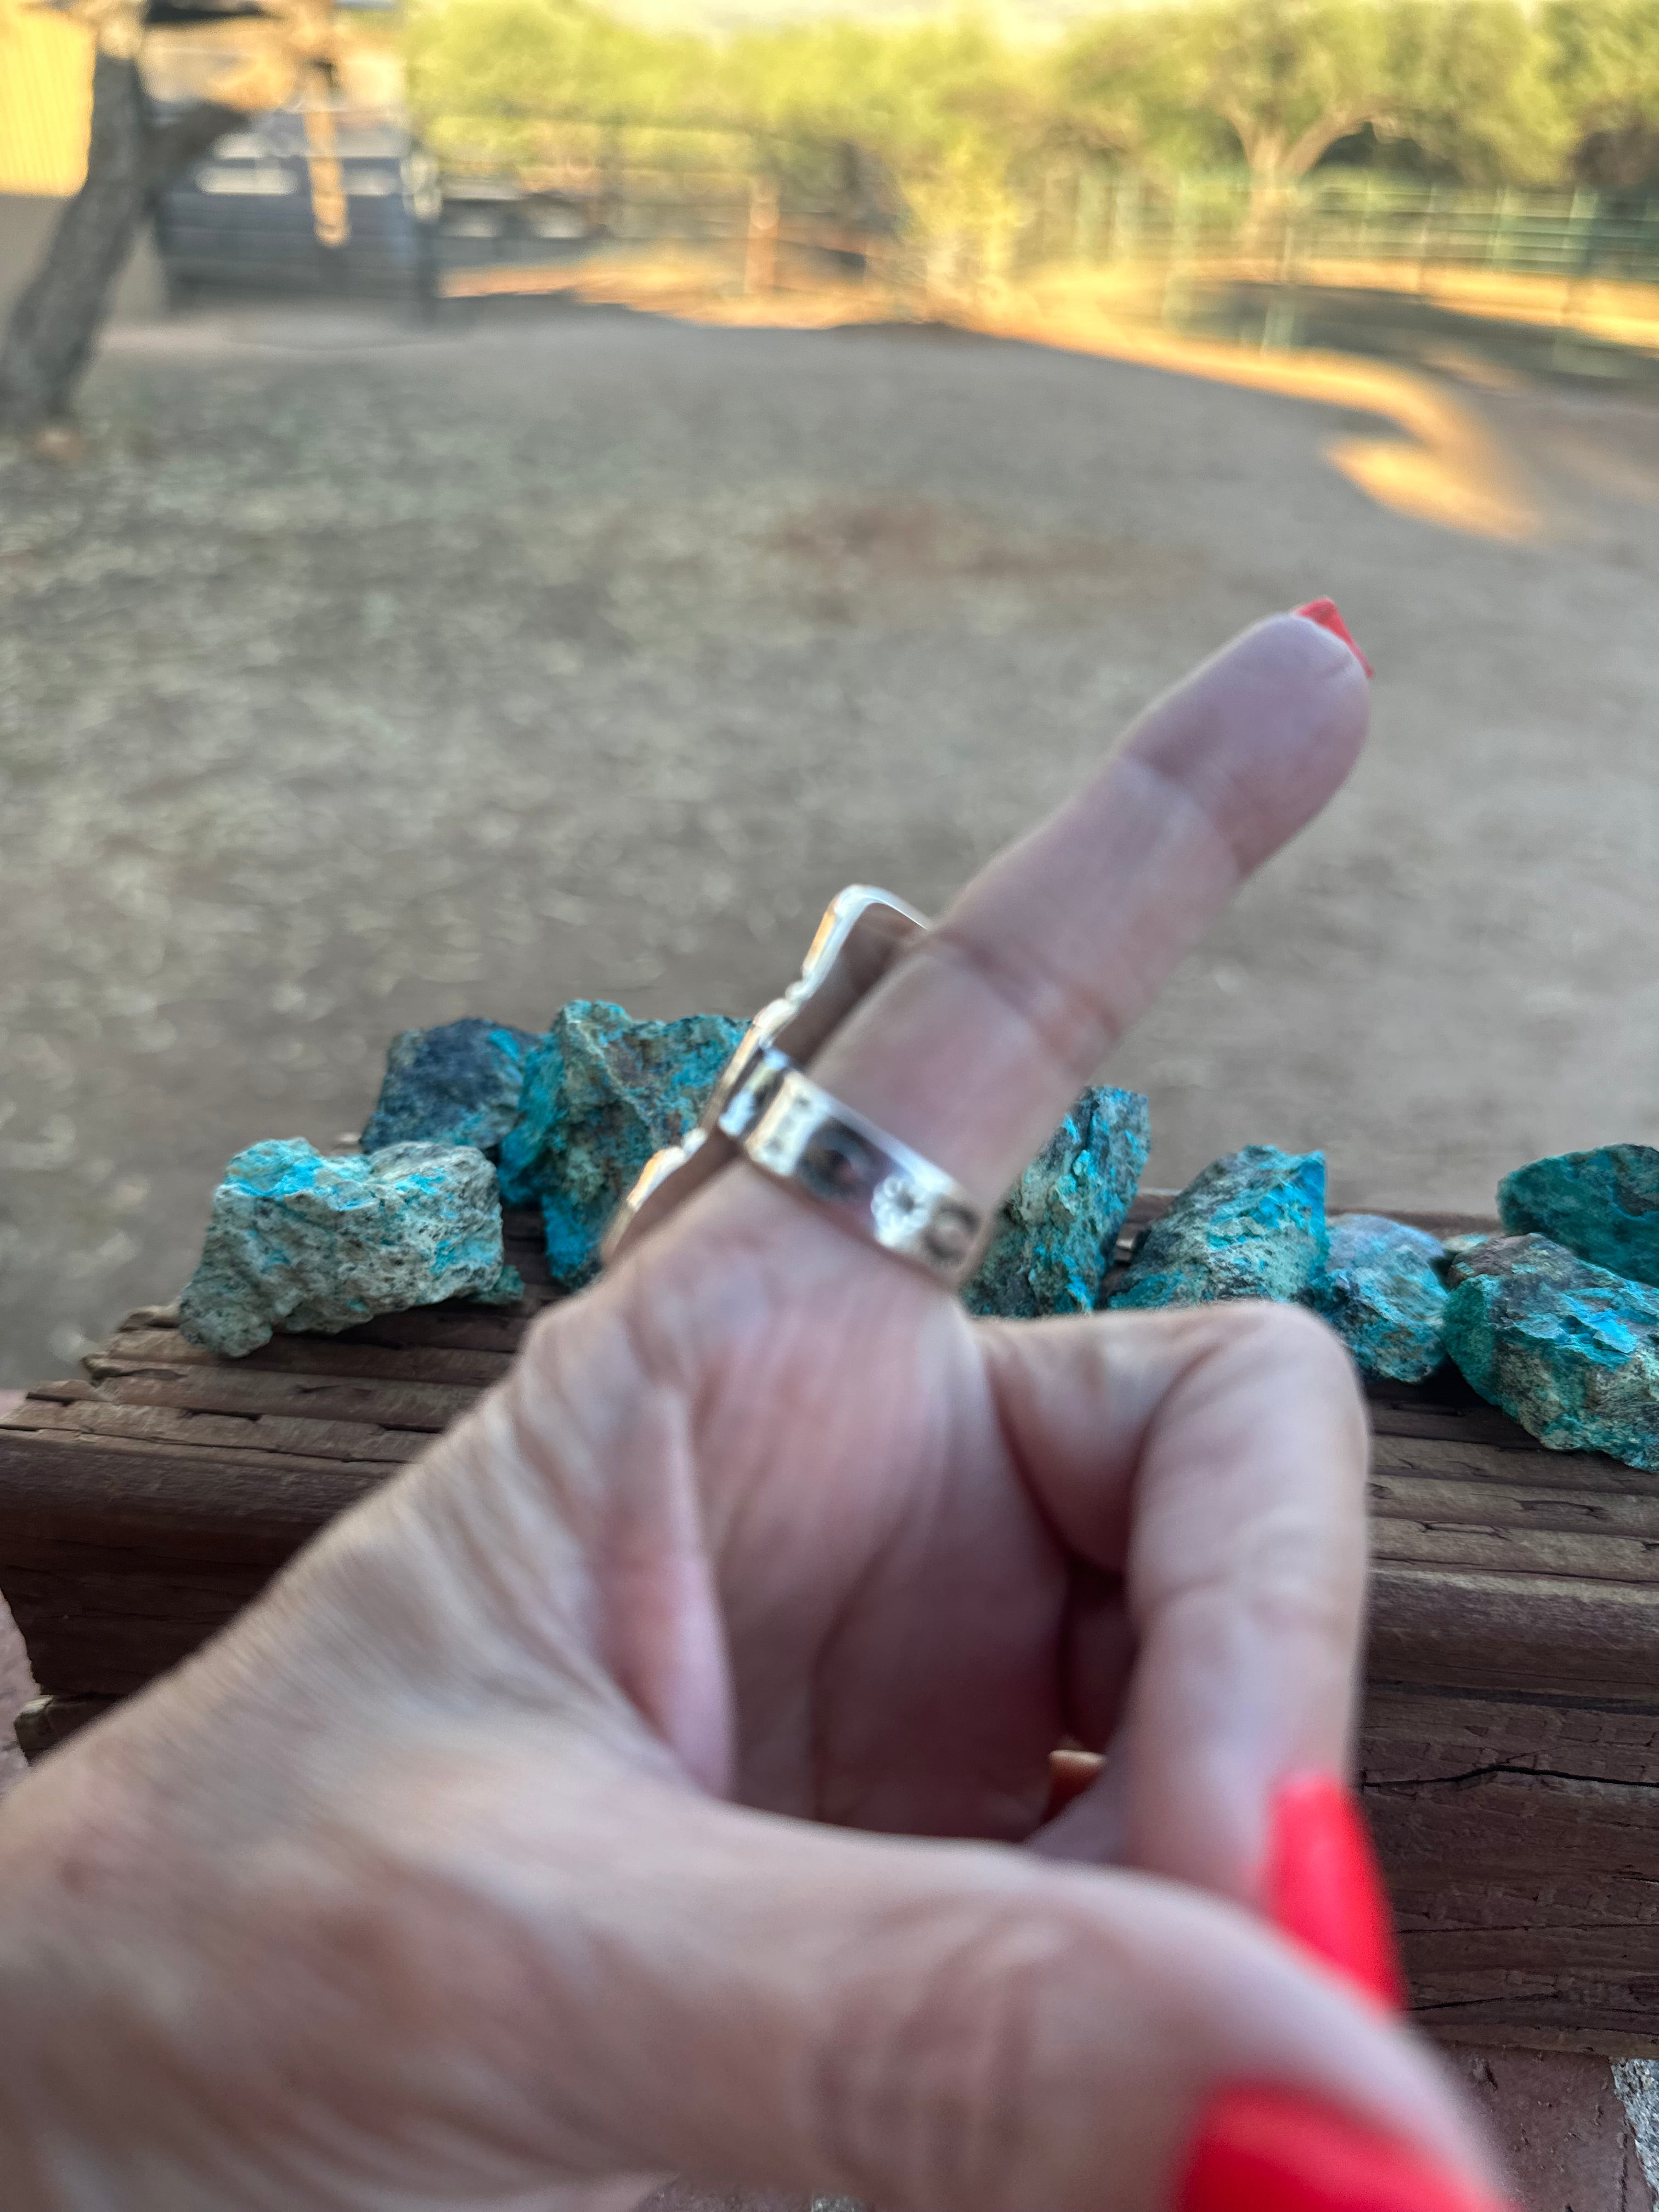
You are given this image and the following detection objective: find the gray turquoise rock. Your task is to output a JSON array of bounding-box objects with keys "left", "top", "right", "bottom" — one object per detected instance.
[
  {"left": 1109, "top": 1144, "right": 1327, "bottom": 1311},
  {"left": 1307, "top": 1213, "right": 1447, "bottom": 1381},
  {"left": 1441, "top": 1231, "right": 1493, "bottom": 1269},
  {"left": 179, "top": 1139, "right": 521, "bottom": 1359},
  {"left": 1443, "top": 1232, "right": 1659, "bottom": 1469},
  {"left": 498, "top": 1001, "right": 743, "bottom": 1289},
  {"left": 962, "top": 1087, "right": 1149, "bottom": 1320},
  {"left": 1498, "top": 1144, "right": 1659, "bottom": 1290},
  {"left": 361, "top": 1018, "right": 542, "bottom": 1159}
]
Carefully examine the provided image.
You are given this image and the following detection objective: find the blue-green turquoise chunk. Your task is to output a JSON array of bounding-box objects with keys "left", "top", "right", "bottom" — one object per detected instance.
[
  {"left": 1498, "top": 1144, "right": 1659, "bottom": 1290},
  {"left": 1308, "top": 1213, "right": 1447, "bottom": 1381},
  {"left": 1109, "top": 1144, "right": 1327, "bottom": 1310},
  {"left": 962, "top": 1087, "right": 1149, "bottom": 1319},
  {"left": 179, "top": 1138, "right": 519, "bottom": 1359},
  {"left": 498, "top": 1001, "right": 743, "bottom": 1289},
  {"left": 361, "top": 1017, "right": 542, "bottom": 1159},
  {"left": 1443, "top": 1232, "right": 1659, "bottom": 1470}
]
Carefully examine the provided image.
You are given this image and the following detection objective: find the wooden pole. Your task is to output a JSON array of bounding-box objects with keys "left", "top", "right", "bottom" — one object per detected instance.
[{"left": 744, "top": 172, "right": 778, "bottom": 295}]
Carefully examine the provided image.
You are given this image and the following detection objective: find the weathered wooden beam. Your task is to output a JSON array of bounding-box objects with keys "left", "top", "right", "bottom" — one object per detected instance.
[{"left": 13, "top": 1694, "right": 114, "bottom": 1762}]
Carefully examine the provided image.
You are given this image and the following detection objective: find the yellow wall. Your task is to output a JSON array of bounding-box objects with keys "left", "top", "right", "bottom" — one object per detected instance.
[{"left": 0, "top": 3, "right": 93, "bottom": 196}]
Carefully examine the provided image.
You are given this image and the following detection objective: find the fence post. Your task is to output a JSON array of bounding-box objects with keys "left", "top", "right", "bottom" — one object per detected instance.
[
  {"left": 302, "top": 80, "right": 349, "bottom": 252},
  {"left": 1260, "top": 180, "right": 1300, "bottom": 348},
  {"left": 1076, "top": 163, "right": 1103, "bottom": 263},
  {"left": 744, "top": 172, "right": 779, "bottom": 294},
  {"left": 600, "top": 123, "right": 622, "bottom": 242},
  {"left": 1495, "top": 182, "right": 1522, "bottom": 270},
  {"left": 1161, "top": 171, "right": 1195, "bottom": 326},
  {"left": 1414, "top": 184, "right": 1437, "bottom": 296},
  {"left": 1041, "top": 160, "right": 1063, "bottom": 264},
  {"left": 1110, "top": 170, "right": 1143, "bottom": 262}
]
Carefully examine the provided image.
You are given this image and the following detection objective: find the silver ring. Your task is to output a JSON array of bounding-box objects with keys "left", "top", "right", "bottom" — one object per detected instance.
[
  {"left": 601, "top": 885, "right": 990, "bottom": 1288},
  {"left": 719, "top": 1047, "right": 988, "bottom": 1284}
]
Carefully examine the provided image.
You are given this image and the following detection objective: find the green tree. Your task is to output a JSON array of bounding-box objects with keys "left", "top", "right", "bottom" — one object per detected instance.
[
  {"left": 720, "top": 17, "right": 1049, "bottom": 292},
  {"left": 1542, "top": 0, "right": 1659, "bottom": 174},
  {"left": 1052, "top": 5, "right": 1232, "bottom": 174},
  {"left": 1385, "top": 0, "right": 1567, "bottom": 183},
  {"left": 1056, "top": 0, "right": 1568, "bottom": 192},
  {"left": 1181, "top": 0, "right": 1400, "bottom": 202},
  {"left": 403, "top": 0, "right": 709, "bottom": 169}
]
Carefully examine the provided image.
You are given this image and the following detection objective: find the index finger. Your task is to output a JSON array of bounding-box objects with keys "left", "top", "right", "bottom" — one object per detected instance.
[{"left": 809, "top": 611, "right": 1368, "bottom": 1202}]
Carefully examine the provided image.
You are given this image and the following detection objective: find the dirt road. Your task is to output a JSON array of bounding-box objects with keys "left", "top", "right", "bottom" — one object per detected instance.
[{"left": 1, "top": 296, "right": 1656, "bottom": 1388}]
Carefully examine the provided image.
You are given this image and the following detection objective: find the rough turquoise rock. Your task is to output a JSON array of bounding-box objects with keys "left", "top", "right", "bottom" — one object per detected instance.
[
  {"left": 498, "top": 1001, "right": 743, "bottom": 1289},
  {"left": 179, "top": 1139, "right": 521, "bottom": 1359},
  {"left": 1444, "top": 1232, "right": 1659, "bottom": 1469},
  {"left": 1498, "top": 1144, "right": 1659, "bottom": 1290},
  {"left": 1109, "top": 1144, "right": 1328, "bottom": 1310},
  {"left": 361, "top": 1017, "right": 541, "bottom": 1159},
  {"left": 1441, "top": 1231, "right": 1493, "bottom": 1271},
  {"left": 962, "top": 1087, "right": 1149, "bottom": 1320},
  {"left": 1307, "top": 1213, "right": 1447, "bottom": 1381}
]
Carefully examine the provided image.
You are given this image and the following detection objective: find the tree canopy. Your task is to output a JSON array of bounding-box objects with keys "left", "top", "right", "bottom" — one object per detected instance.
[{"left": 403, "top": 0, "right": 1659, "bottom": 202}]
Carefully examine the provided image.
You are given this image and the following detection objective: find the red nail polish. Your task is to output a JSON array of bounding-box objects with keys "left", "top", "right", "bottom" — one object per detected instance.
[
  {"left": 1180, "top": 2086, "right": 1512, "bottom": 2212},
  {"left": 1294, "top": 599, "right": 1374, "bottom": 678},
  {"left": 1266, "top": 1773, "right": 1406, "bottom": 2010}
]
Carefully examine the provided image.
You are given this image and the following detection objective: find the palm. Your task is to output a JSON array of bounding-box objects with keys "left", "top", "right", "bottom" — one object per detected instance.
[{"left": 635, "top": 1212, "right": 1065, "bottom": 1839}]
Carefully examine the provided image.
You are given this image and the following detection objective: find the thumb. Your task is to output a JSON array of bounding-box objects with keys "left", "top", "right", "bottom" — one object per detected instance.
[{"left": 485, "top": 1774, "right": 1504, "bottom": 2212}]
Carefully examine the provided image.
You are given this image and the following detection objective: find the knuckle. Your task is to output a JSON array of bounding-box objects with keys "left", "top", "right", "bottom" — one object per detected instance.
[
  {"left": 1205, "top": 1296, "right": 1348, "bottom": 1375},
  {"left": 1195, "top": 1301, "right": 1369, "bottom": 1452}
]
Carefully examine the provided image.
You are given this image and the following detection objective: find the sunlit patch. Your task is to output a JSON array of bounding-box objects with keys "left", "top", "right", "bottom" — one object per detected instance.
[
  {"left": 974, "top": 296, "right": 1544, "bottom": 546},
  {"left": 1323, "top": 427, "right": 1538, "bottom": 543}
]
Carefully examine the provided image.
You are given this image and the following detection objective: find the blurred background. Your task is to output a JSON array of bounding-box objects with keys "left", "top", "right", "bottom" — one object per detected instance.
[{"left": 1, "top": 0, "right": 1656, "bottom": 1388}]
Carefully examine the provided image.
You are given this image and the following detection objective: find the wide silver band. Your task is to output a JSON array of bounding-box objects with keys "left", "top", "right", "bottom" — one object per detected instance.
[
  {"left": 601, "top": 885, "right": 991, "bottom": 1287},
  {"left": 719, "top": 1049, "right": 986, "bottom": 1282}
]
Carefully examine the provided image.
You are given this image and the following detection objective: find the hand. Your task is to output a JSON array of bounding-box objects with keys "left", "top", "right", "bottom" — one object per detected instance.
[{"left": 0, "top": 617, "right": 1503, "bottom": 2212}]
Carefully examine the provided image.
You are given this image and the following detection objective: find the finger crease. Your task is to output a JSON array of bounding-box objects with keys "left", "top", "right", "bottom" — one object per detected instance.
[
  {"left": 918, "top": 923, "right": 1121, "bottom": 1092},
  {"left": 1123, "top": 748, "right": 1254, "bottom": 889}
]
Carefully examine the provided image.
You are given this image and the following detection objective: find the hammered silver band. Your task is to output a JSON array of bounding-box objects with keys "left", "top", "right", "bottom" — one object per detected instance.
[{"left": 601, "top": 884, "right": 991, "bottom": 1288}]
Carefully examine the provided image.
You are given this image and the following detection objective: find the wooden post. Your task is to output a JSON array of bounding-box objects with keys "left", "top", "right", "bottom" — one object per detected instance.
[
  {"left": 302, "top": 69, "right": 348, "bottom": 251},
  {"left": 1075, "top": 164, "right": 1103, "bottom": 264},
  {"left": 744, "top": 173, "right": 778, "bottom": 296}
]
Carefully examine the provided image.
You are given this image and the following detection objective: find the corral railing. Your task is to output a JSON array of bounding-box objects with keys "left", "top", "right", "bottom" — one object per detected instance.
[
  {"left": 1042, "top": 171, "right": 1659, "bottom": 286},
  {"left": 422, "top": 114, "right": 895, "bottom": 279},
  {"left": 419, "top": 116, "right": 1659, "bottom": 303}
]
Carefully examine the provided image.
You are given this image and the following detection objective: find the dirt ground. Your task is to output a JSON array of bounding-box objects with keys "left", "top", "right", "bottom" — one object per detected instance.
[{"left": 1, "top": 294, "right": 1658, "bottom": 1389}]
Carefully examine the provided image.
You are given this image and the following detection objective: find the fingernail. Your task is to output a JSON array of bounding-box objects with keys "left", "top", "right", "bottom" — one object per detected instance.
[
  {"left": 1294, "top": 599, "right": 1374, "bottom": 678},
  {"left": 1266, "top": 1773, "right": 1406, "bottom": 2010},
  {"left": 1180, "top": 2087, "right": 1513, "bottom": 2212},
  {"left": 1045, "top": 1746, "right": 1103, "bottom": 1820}
]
